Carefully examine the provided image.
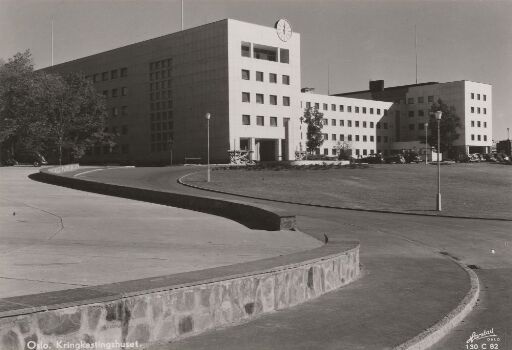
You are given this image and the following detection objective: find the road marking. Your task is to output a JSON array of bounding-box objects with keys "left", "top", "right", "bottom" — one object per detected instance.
[{"left": 73, "top": 166, "right": 134, "bottom": 177}]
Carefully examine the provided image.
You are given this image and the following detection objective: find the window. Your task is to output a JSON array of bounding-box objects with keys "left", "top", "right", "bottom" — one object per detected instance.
[
  {"left": 120, "top": 68, "right": 128, "bottom": 77},
  {"left": 383, "top": 123, "right": 388, "bottom": 129},
  {"left": 270, "top": 117, "right": 278, "bottom": 127},
  {"left": 419, "top": 123, "right": 425, "bottom": 130},
  {"left": 477, "top": 94, "right": 481, "bottom": 100},
  {"left": 355, "top": 107, "right": 360, "bottom": 113},
  {"left": 322, "top": 119, "right": 328, "bottom": 125},
  {"left": 314, "top": 103, "right": 319, "bottom": 109},
  {"left": 340, "top": 105, "right": 344, "bottom": 112},
  {"left": 363, "top": 135, "right": 367, "bottom": 142},
  {"left": 340, "top": 120, "right": 344, "bottom": 126},
  {"left": 121, "top": 125, "right": 128, "bottom": 135},
  {"left": 418, "top": 110, "right": 424, "bottom": 117},
  {"left": 323, "top": 103, "right": 328, "bottom": 111},
  {"left": 242, "top": 92, "right": 250, "bottom": 102},
  {"left": 93, "top": 74, "right": 99, "bottom": 83},
  {"left": 332, "top": 134, "right": 337, "bottom": 141},
  {"left": 256, "top": 94, "right": 264, "bottom": 104},
  {"left": 340, "top": 134, "right": 345, "bottom": 141},
  {"left": 377, "top": 108, "right": 381, "bottom": 115},
  {"left": 363, "top": 121, "right": 367, "bottom": 128},
  {"left": 477, "top": 121, "right": 481, "bottom": 127},
  {"left": 355, "top": 135, "right": 360, "bottom": 142},
  {"left": 322, "top": 133, "right": 328, "bottom": 140},
  {"left": 121, "top": 106, "right": 128, "bottom": 116},
  {"left": 324, "top": 149, "right": 329, "bottom": 156},
  {"left": 377, "top": 136, "right": 381, "bottom": 142},
  {"left": 112, "top": 107, "right": 118, "bottom": 117},
  {"left": 409, "top": 124, "right": 415, "bottom": 130},
  {"left": 102, "top": 90, "right": 108, "bottom": 97},
  {"left": 408, "top": 111, "right": 414, "bottom": 117},
  {"left": 306, "top": 102, "right": 311, "bottom": 108},
  {"left": 363, "top": 107, "right": 367, "bottom": 114},
  {"left": 242, "top": 115, "right": 250, "bottom": 125},
  {"left": 370, "top": 122, "right": 374, "bottom": 128},
  {"left": 484, "top": 122, "right": 487, "bottom": 128},
  {"left": 363, "top": 149, "right": 367, "bottom": 156},
  {"left": 282, "top": 75, "right": 290, "bottom": 85},
  {"left": 348, "top": 106, "right": 352, "bottom": 112},
  {"left": 121, "top": 87, "right": 127, "bottom": 96},
  {"left": 370, "top": 135, "right": 374, "bottom": 142},
  {"left": 253, "top": 44, "right": 277, "bottom": 61},
  {"left": 241, "top": 42, "right": 251, "bottom": 57},
  {"left": 111, "top": 88, "right": 118, "bottom": 97},
  {"left": 256, "top": 71, "right": 264, "bottom": 81},
  {"left": 471, "top": 134, "right": 475, "bottom": 141},
  {"left": 376, "top": 122, "right": 381, "bottom": 129},
  {"left": 256, "top": 116, "right": 264, "bottom": 126},
  {"left": 355, "top": 149, "right": 360, "bottom": 156},
  {"left": 242, "top": 69, "right": 250, "bottom": 80},
  {"left": 102, "top": 72, "right": 108, "bottom": 81},
  {"left": 269, "top": 73, "right": 277, "bottom": 83},
  {"left": 484, "top": 108, "right": 487, "bottom": 114},
  {"left": 471, "top": 93, "right": 475, "bottom": 100},
  {"left": 331, "top": 104, "right": 336, "bottom": 111},
  {"left": 348, "top": 120, "right": 352, "bottom": 127},
  {"left": 471, "top": 120, "right": 475, "bottom": 127},
  {"left": 477, "top": 107, "right": 481, "bottom": 114},
  {"left": 280, "top": 48, "right": 289, "bottom": 63},
  {"left": 428, "top": 95, "right": 434, "bottom": 103},
  {"left": 408, "top": 98, "right": 414, "bottom": 104},
  {"left": 478, "top": 135, "right": 481, "bottom": 141},
  {"left": 331, "top": 119, "right": 336, "bottom": 126},
  {"left": 384, "top": 136, "right": 388, "bottom": 142},
  {"left": 355, "top": 121, "right": 360, "bottom": 127},
  {"left": 270, "top": 95, "right": 277, "bottom": 105},
  {"left": 370, "top": 108, "right": 374, "bottom": 114},
  {"left": 332, "top": 149, "right": 337, "bottom": 156},
  {"left": 348, "top": 135, "right": 352, "bottom": 141},
  {"left": 418, "top": 96, "right": 424, "bottom": 103},
  {"left": 111, "top": 70, "right": 118, "bottom": 79},
  {"left": 471, "top": 107, "right": 475, "bottom": 113},
  {"left": 283, "top": 96, "right": 290, "bottom": 106},
  {"left": 484, "top": 135, "right": 487, "bottom": 141},
  {"left": 483, "top": 95, "right": 487, "bottom": 101}
]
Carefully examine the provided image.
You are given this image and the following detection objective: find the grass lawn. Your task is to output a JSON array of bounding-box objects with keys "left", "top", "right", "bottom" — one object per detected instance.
[{"left": 185, "top": 163, "right": 512, "bottom": 219}]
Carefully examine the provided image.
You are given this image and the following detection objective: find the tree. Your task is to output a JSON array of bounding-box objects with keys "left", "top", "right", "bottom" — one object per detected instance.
[
  {"left": 426, "top": 99, "right": 461, "bottom": 158},
  {"left": 334, "top": 141, "right": 353, "bottom": 160},
  {"left": 301, "top": 106, "right": 324, "bottom": 154},
  {"left": 0, "top": 50, "right": 111, "bottom": 164}
]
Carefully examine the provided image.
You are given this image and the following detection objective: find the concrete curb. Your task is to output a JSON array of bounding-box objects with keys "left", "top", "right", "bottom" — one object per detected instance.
[
  {"left": 393, "top": 257, "right": 480, "bottom": 350},
  {"left": 179, "top": 172, "right": 512, "bottom": 222}
]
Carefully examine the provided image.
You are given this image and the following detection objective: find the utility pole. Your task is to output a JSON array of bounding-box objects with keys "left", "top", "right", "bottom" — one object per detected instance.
[
  {"left": 415, "top": 25, "right": 418, "bottom": 84},
  {"left": 181, "top": 0, "right": 184, "bottom": 30},
  {"left": 51, "top": 20, "right": 54, "bottom": 66}
]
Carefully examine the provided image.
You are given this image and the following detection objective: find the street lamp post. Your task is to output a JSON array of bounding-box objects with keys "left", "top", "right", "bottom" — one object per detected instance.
[
  {"left": 435, "top": 111, "right": 442, "bottom": 211},
  {"left": 205, "top": 113, "right": 211, "bottom": 182},
  {"left": 425, "top": 122, "right": 429, "bottom": 165}
]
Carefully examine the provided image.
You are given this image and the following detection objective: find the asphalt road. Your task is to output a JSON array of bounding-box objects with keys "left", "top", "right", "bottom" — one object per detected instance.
[{"left": 80, "top": 166, "right": 512, "bottom": 349}]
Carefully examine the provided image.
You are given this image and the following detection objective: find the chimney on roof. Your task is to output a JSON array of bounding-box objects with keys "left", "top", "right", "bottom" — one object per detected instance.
[{"left": 369, "top": 80, "right": 384, "bottom": 92}]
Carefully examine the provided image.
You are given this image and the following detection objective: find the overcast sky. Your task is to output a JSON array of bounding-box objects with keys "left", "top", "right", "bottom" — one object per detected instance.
[{"left": 1, "top": 0, "right": 511, "bottom": 139}]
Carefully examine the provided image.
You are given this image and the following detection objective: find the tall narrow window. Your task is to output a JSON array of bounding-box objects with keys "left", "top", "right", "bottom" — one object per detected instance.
[
  {"left": 283, "top": 96, "right": 290, "bottom": 106},
  {"left": 242, "top": 69, "right": 250, "bottom": 80},
  {"left": 256, "top": 94, "right": 264, "bottom": 104},
  {"left": 242, "top": 92, "right": 250, "bottom": 103},
  {"left": 241, "top": 42, "right": 251, "bottom": 57}
]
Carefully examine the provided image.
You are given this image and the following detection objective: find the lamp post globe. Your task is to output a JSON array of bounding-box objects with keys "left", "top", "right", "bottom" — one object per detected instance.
[{"left": 435, "top": 111, "right": 442, "bottom": 211}]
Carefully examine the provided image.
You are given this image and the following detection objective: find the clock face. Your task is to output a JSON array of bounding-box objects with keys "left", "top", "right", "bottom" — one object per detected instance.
[{"left": 275, "top": 19, "right": 292, "bottom": 42}]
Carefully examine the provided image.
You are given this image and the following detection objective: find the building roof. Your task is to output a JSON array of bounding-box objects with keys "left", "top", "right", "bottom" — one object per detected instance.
[{"left": 333, "top": 82, "right": 439, "bottom": 97}]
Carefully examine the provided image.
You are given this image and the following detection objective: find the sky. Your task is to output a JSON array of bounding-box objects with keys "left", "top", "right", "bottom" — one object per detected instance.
[{"left": 1, "top": 0, "right": 511, "bottom": 140}]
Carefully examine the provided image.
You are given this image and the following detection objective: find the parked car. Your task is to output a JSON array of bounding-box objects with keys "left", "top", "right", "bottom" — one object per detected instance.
[
  {"left": 385, "top": 154, "right": 406, "bottom": 164},
  {"left": 404, "top": 152, "right": 422, "bottom": 163},
  {"left": 357, "top": 154, "right": 384, "bottom": 164},
  {"left": 12, "top": 151, "right": 48, "bottom": 167},
  {"left": 483, "top": 154, "right": 497, "bottom": 162}
]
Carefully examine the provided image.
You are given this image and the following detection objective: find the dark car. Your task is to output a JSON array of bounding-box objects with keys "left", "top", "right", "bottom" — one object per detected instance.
[
  {"left": 385, "top": 154, "right": 406, "bottom": 164},
  {"left": 13, "top": 151, "right": 48, "bottom": 167},
  {"left": 358, "top": 154, "right": 384, "bottom": 164},
  {"left": 404, "top": 152, "right": 422, "bottom": 163}
]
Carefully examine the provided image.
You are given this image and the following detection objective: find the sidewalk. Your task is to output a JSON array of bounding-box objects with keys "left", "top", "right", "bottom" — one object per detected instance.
[{"left": 0, "top": 167, "right": 320, "bottom": 298}]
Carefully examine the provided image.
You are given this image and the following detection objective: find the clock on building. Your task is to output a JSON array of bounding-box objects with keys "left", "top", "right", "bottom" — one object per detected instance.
[{"left": 275, "top": 19, "right": 292, "bottom": 42}]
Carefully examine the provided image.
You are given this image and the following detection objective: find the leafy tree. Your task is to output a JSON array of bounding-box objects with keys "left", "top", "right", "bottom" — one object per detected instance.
[
  {"left": 301, "top": 106, "right": 324, "bottom": 154},
  {"left": 334, "top": 141, "right": 353, "bottom": 160},
  {"left": 427, "top": 99, "right": 461, "bottom": 157}
]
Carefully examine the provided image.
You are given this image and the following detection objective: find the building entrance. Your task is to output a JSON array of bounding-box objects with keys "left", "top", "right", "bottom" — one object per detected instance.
[{"left": 258, "top": 140, "right": 276, "bottom": 161}]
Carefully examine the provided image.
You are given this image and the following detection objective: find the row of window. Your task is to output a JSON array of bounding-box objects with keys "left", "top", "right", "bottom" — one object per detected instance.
[
  {"left": 470, "top": 92, "right": 487, "bottom": 101},
  {"left": 242, "top": 92, "right": 290, "bottom": 106},
  {"left": 471, "top": 121, "right": 488, "bottom": 128},
  {"left": 406, "top": 96, "right": 435, "bottom": 104},
  {"left": 86, "top": 68, "right": 128, "bottom": 83},
  {"left": 305, "top": 102, "right": 386, "bottom": 116},
  {"left": 241, "top": 69, "right": 290, "bottom": 85},
  {"left": 320, "top": 134, "right": 390, "bottom": 143},
  {"left": 151, "top": 121, "right": 173, "bottom": 132},
  {"left": 150, "top": 100, "right": 173, "bottom": 111},
  {"left": 471, "top": 134, "right": 488, "bottom": 142},
  {"left": 150, "top": 111, "right": 173, "bottom": 122},
  {"left": 241, "top": 42, "right": 289, "bottom": 64},
  {"left": 470, "top": 107, "right": 487, "bottom": 114},
  {"left": 103, "top": 87, "right": 128, "bottom": 98},
  {"left": 150, "top": 90, "right": 172, "bottom": 101},
  {"left": 317, "top": 119, "right": 390, "bottom": 129},
  {"left": 111, "top": 106, "right": 128, "bottom": 117},
  {"left": 320, "top": 148, "right": 381, "bottom": 157},
  {"left": 150, "top": 80, "right": 172, "bottom": 91},
  {"left": 150, "top": 132, "right": 173, "bottom": 153},
  {"left": 242, "top": 115, "right": 280, "bottom": 127}
]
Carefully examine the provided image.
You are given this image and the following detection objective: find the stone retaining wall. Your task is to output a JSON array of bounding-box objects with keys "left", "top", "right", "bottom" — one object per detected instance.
[{"left": 0, "top": 245, "right": 359, "bottom": 349}]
